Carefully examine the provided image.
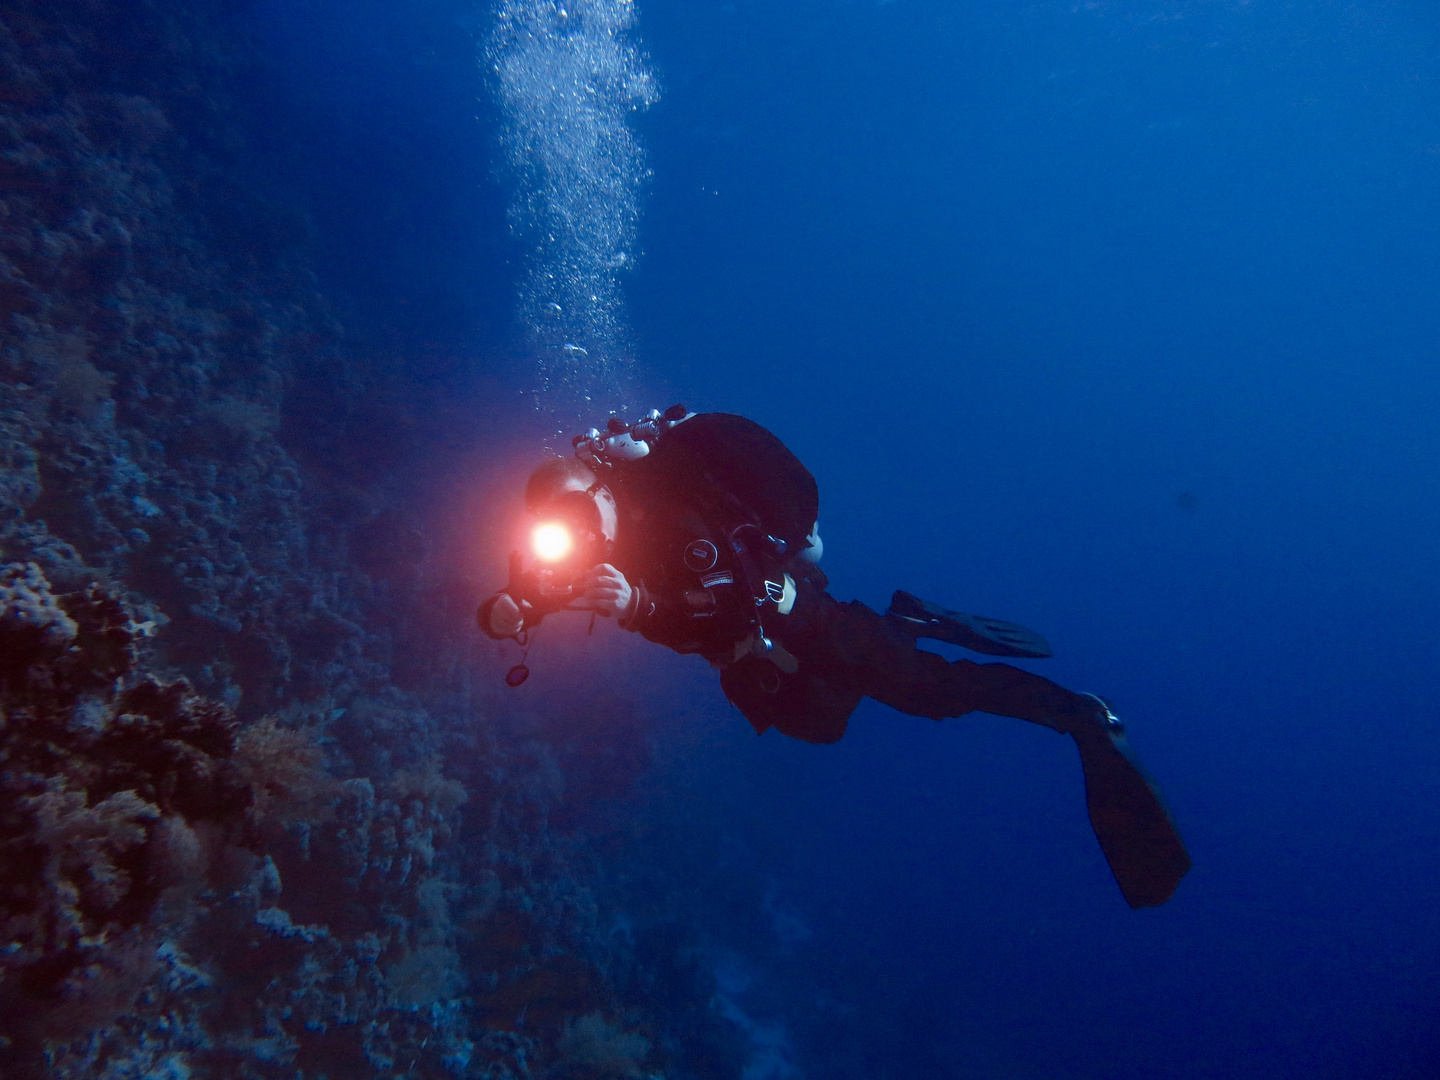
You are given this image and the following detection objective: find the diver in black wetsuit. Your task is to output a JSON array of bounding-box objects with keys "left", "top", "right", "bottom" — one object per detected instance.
[{"left": 480, "top": 408, "right": 1191, "bottom": 907}]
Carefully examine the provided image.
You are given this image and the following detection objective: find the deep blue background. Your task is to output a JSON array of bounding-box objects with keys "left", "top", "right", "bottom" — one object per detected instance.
[{"left": 245, "top": 1, "right": 1440, "bottom": 1076}]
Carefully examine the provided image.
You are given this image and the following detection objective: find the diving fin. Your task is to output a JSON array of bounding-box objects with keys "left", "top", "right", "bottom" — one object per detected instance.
[
  {"left": 1071, "top": 700, "right": 1191, "bottom": 908},
  {"left": 886, "top": 590, "right": 1054, "bottom": 659}
]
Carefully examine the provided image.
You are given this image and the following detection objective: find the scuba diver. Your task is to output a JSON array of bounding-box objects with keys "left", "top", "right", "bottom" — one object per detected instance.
[{"left": 479, "top": 407, "right": 1191, "bottom": 908}]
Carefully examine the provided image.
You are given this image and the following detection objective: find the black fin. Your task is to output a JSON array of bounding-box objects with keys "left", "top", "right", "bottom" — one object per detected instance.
[
  {"left": 886, "top": 590, "right": 1054, "bottom": 659},
  {"left": 1072, "top": 723, "right": 1191, "bottom": 908}
]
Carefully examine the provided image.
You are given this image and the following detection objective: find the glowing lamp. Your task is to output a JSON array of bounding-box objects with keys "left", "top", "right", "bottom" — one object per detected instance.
[{"left": 532, "top": 522, "right": 573, "bottom": 562}]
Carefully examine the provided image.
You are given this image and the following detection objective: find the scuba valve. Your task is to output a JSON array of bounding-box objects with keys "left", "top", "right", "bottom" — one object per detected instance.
[{"left": 573, "top": 403, "right": 692, "bottom": 470}]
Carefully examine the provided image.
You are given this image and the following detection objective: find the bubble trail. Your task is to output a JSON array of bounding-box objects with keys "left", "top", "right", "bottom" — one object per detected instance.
[{"left": 487, "top": 0, "right": 658, "bottom": 401}]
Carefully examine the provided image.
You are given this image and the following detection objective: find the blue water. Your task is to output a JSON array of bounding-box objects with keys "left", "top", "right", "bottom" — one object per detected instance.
[{"left": 246, "top": 1, "right": 1440, "bottom": 1075}]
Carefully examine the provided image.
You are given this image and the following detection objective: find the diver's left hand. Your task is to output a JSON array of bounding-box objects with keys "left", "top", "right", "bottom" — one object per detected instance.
[{"left": 583, "top": 563, "right": 634, "bottom": 618}]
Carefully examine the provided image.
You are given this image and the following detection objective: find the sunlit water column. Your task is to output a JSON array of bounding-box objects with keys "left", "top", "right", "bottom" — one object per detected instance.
[{"left": 487, "top": 0, "right": 658, "bottom": 407}]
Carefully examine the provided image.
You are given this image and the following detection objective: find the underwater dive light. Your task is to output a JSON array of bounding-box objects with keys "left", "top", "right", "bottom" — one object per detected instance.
[{"left": 532, "top": 522, "right": 573, "bottom": 562}]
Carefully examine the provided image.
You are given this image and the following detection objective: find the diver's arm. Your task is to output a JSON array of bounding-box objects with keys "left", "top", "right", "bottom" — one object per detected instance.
[
  {"left": 577, "top": 563, "right": 664, "bottom": 631},
  {"left": 617, "top": 579, "right": 711, "bottom": 646},
  {"left": 617, "top": 580, "right": 657, "bottom": 629},
  {"left": 596, "top": 566, "right": 725, "bottom": 646},
  {"left": 602, "top": 570, "right": 669, "bottom": 635}
]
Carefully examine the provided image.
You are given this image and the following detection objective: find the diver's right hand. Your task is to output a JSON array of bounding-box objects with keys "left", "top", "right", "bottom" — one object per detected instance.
[
  {"left": 582, "top": 563, "right": 634, "bottom": 619},
  {"left": 486, "top": 593, "right": 524, "bottom": 638}
]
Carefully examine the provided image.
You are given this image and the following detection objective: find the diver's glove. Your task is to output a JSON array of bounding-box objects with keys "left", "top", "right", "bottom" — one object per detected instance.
[
  {"left": 582, "top": 563, "right": 634, "bottom": 619},
  {"left": 478, "top": 592, "right": 528, "bottom": 640},
  {"left": 1070, "top": 693, "right": 1192, "bottom": 908}
]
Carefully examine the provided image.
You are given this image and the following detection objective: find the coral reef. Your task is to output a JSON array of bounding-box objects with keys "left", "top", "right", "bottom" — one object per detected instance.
[
  {"left": 0, "top": 564, "right": 250, "bottom": 1056},
  {"left": 0, "top": 0, "right": 359, "bottom": 717},
  {"left": 0, "top": 560, "right": 667, "bottom": 1080},
  {"left": 0, "top": 2, "right": 754, "bottom": 1078}
]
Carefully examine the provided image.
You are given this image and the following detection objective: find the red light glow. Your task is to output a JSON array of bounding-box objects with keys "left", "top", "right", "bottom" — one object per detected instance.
[{"left": 532, "top": 522, "right": 573, "bottom": 562}]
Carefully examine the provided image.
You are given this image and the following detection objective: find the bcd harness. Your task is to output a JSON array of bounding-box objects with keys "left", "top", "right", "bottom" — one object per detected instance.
[{"left": 581, "top": 406, "right": 805, "bottom": 679}]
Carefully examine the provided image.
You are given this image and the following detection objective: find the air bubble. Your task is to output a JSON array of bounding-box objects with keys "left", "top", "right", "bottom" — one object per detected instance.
[{"left": 487, "top": 1, "right": 658, "bottom": 401}]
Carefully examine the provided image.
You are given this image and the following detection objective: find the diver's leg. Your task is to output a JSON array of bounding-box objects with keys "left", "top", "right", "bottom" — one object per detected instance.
[
  {"left": 813, "top": 597, "right": 1102, "bottom": 730},
  {"left": 812, "top": 597, "right": 1191, "bottom": 906}
]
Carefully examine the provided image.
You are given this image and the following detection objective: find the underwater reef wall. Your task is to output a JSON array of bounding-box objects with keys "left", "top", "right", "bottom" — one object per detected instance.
[{"left": 0, "top": 2, "right": 746, "bottom": 1077}]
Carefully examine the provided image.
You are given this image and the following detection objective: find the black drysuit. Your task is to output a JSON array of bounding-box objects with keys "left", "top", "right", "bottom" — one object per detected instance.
[{"left": 597, "top": 413, "right": 1108, "bottom": 743}]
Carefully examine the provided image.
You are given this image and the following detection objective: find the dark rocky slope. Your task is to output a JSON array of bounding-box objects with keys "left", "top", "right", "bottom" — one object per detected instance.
[{"left": 0, "top": 2, "right": 743, "bottom": 1077}]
